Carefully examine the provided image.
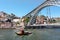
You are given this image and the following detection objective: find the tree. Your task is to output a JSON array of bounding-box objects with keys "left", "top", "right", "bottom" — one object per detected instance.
[
  {"left": 23, "top": 17, "right": 30, "bottom": 25},
  {"left": 49, "top": 19, "right": 56, "bottom": 23},
  {"left": 11, "top": 13, "right": 15, "bottom": 17},
  {"left": 40, "top": 15, "right": 47, "bottom": 20}
]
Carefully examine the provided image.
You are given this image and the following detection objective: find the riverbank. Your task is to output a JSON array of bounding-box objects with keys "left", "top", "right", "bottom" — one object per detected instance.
[
  {"left": 0, "top": 28, "right": 15, "bottom": 29},
  {"left": 26, "top": 23, "right": 60, "bottom": 29}
]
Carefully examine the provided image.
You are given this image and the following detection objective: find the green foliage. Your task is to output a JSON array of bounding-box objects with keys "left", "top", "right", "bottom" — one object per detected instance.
[
  {"left": 16, "top": 21, "right": 20, "bottom": 24},
  {"left": 49, "top": 19, "right": 56, "bottom": 23},
  {"left": 24, "top": 17, "right": 30, "bottom": 23}
]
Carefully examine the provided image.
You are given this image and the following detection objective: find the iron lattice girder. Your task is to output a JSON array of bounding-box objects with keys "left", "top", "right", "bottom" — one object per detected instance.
[
  {"left": 24, "top": 0, "right": 60, "bottom": 18},
  {"left": 24, "top": 0, "right": 60, "bottom": 25},
  {"left": 47, "top": 0, "right": 60, "bottom": 5},
  {"left": 47, "top": 0, "right": 60, "bottom": 1}
]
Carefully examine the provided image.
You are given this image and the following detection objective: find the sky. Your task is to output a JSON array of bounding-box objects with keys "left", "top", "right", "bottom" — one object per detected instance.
[{"left": 0, "top": 0, "right": 60, "bottom": 18}]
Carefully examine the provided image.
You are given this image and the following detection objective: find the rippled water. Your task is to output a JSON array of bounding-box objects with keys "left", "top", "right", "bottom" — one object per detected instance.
[{"left": 0, "top": 29, "right": 60, "bottom": 40}]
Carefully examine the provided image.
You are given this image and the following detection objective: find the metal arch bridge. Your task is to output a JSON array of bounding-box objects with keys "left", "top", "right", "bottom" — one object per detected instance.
[{"left": 23, "top": 0, "right": 60, "bottom": 25}]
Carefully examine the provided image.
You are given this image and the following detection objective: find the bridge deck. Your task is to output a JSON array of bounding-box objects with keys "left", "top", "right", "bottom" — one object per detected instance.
[{"left": 26, "top": 23, "right": 60, "bottom": 29}]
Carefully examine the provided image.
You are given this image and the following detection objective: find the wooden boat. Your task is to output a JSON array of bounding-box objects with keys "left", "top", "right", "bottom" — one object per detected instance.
[{"left": 15, "top": 31, "right": 32, "bottom": 36}]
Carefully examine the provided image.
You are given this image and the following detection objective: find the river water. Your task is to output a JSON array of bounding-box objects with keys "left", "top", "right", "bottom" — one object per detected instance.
[{"left": 0, "top": 29, "right": 60, "bottom": 40}]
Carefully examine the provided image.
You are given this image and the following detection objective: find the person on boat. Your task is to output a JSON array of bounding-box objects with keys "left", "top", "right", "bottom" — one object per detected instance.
[
  {"left": 19, "top": 18, "right": 25, "bottom": 34},
  {"left": 19, "top": 27, "right": 24, "bottom": 34}
]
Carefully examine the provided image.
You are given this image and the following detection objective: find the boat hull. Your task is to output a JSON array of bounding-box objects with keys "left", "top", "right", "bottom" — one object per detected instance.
[{"left": 15, "top": 31, "right": 32, "bottom": 36}]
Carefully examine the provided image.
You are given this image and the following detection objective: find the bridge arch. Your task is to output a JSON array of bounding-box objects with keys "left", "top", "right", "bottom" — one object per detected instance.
[{"left": 24, "top": 0, "right": 60, "bottom": 25}]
